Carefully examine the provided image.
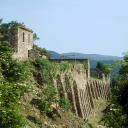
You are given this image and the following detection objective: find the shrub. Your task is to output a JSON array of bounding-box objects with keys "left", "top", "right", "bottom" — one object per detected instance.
[
  {"left": 0, "top": 41, "right": 12, "bottom": 62},
  {"left": 0, "top": 82, "right": 28, "bottom": 106},
  {"left": 59, "top": 97, "right": 71, "bottom": 111},
  {"left": 1, "top": 60, "right": 29, "bottom": 82},
  {"left": 103, "top": 105, "right": 128, "bottom": 128},
  {"left": 0, "top": 41, "right": 12, "bottom": 54},
  {"left": 38, "top": 84, "right": 58, "bottom": 115},
  {"left": 0, "top": 107, "right": 26, "bottom": 128},
  {"left": 0, "top": 41, "right": 31, "bottom": 127},
  {"left": 102, "top": 54, "right": 128, "bottom": 128},
  {"left": 0, "top": 81, "right": 28, "bottom": 128},
  {"left": 59, "top": 62, "right": 70, "bottom": 73},
  {"left": 33, "top": 44, "right": 50, "bottom": 58},
  {"left": 34, "top": 59, "right": 56, "bottom": 84},
  {"left": 38, "top": 84, "right": 71, "bottom": 117}
]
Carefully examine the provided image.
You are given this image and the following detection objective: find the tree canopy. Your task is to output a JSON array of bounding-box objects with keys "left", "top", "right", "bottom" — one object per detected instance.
[
  {"left": 103, "top": 54, "right": 128, "bottom": 128},
  {"left": 96, "top": 61, "right": 112, "bottom": 75}
]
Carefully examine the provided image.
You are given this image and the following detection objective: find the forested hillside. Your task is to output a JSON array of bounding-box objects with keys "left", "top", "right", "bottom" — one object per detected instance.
[{"left": 49, "top": 51, "right": 122, "bottom": 68}]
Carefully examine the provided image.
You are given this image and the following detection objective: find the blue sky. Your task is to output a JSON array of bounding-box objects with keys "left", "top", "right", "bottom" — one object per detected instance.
[{"left": 0, "top": 0, "right": 128, "bottom": 56}]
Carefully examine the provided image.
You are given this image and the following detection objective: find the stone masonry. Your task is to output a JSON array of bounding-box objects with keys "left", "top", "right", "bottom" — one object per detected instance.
[
  {"left": 54, "top": 63, "right": 110, "bottom": 119},
  {"left": 50, "top": 59, "right": 90, "bottom": 79},
  {"left": 10, "top": 26, "right": 33, "bottom": 60}
]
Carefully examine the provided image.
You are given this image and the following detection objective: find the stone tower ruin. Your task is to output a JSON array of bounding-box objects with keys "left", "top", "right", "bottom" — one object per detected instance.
[{"left": 10, "top": 26, "right": 33, "bottom": 60}]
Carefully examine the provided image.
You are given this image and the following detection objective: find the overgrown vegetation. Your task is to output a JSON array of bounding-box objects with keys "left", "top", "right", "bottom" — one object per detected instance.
[
  {"left": 102, "top": 53, "right": 128, "bottom": 128},
  {"left": 2, "top": 19, "right": 122, "bottom": 128},
  {"left": 33, "top": 44, "right": 50, "bottom": 59},
  {"left": 0, "top": 41, "right": 32, "bottom": 127},
  {"left": 96, "top": 61, "right": 112, "bottom": 75},
  {"left": 0, "top": 20, "right": 73, "bottom": 127},
  {"left": 33, "top": 58, "right": 71, "bottom": 117}
]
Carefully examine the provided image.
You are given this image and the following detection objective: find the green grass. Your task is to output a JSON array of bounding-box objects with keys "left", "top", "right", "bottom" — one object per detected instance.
[{"left": 88, "top": 99, "right": 108, "bottom": 128}]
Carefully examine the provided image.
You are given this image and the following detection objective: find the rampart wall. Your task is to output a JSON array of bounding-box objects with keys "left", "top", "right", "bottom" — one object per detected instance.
[{"left": 53, "top": 63, "right": 110, "bottom": 119}]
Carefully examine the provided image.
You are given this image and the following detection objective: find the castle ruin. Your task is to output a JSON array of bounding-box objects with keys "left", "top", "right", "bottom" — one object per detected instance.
[
  {"left": 54, "top": 63, "right": 110, "bottom": 119},
  {"left": 10, "top": 26, "right": 33, "bottom": 60},
  {"left": 9, "top": 26, "right": 110, "bottom": 119}
]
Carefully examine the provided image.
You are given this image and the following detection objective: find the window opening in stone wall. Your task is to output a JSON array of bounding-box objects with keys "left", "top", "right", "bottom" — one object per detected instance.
[{"left": 23, "top": 32, "right": 25, "bottom": 42}]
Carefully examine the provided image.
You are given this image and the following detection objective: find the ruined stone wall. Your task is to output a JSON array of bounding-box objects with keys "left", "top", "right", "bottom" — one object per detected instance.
[
  {"left": 10, "top": 27, "right": 33, "bottom": 60},
  {"left": 50, "top": 59, "right": 90, "bottom": 78},
  {"left": 9, "top": 28, "right": 18, "bottom": 53},
  {"left": 54, "top": 63, "right": 110, "bottom": 119}
]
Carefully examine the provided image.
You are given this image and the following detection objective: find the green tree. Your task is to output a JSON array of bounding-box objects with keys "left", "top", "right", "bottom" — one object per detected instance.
[
  {"left": 120, "top": 53, "right": 128, "bottom": 75},
  {"left": 33, "top": 33, "right": 39, "bottom": 41},
  {"left": 0, "top": 21, "right": 24, "bottom": 41},
  {"left": 33, "top": 44, "right": 50, "bottom": 58},
  {"left": 102, "top": 53, "right": 128, "bottom": 128},
  {"left": 96, "top": 61, "right": 112, "bottom": 75}
]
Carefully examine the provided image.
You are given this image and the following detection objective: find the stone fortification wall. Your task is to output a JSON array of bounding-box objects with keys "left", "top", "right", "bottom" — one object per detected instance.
[
  {"left": 54, "top": 64, "right": 110, "bottom": 119},
  {"left": 50, "top": 59, "right": 90, "bottom": 78}
]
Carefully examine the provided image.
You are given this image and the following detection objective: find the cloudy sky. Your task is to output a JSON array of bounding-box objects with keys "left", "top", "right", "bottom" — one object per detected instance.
[{"left": 0, "top": 0, "right": 128, "bottom": 56}]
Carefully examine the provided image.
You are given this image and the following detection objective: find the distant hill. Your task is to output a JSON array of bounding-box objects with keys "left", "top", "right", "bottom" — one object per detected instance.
[
  {"left": 48, "top": 51, "right": 122, "bottom": 68},
  {"left": 48, "top": 51, "right": 61, "bottom": 59},
  {"left": 61, "top": 52, "right": 122, "bottom": 61}
]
